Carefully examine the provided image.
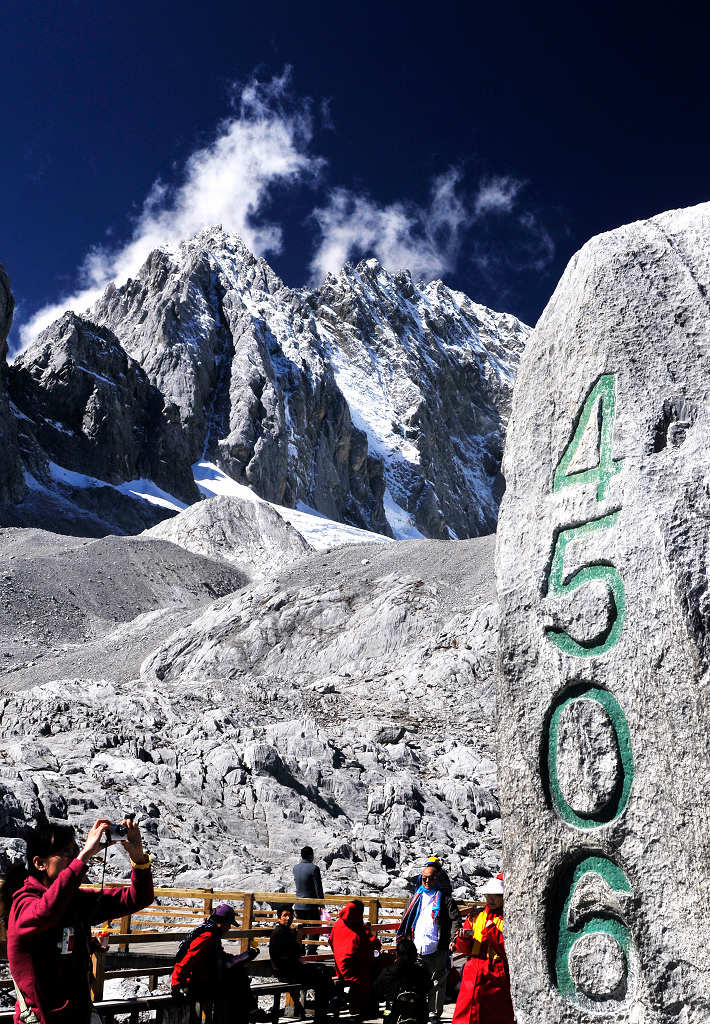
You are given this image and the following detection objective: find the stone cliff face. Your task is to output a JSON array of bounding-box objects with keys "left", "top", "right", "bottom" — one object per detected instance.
[
  {"left": 497, "top": 202, "right": 710, "bottom": 1023},
  {"left": 90, "top": 233, "right": 392, "bottom": 536},
  {"left": 0, "top": 266, "right": 25, "bottom": 505},
  {"left": 9, "top": 312, "right": 199, "bottom": 504},
  {"left": 88, "top": 228, "right": 527, "bottom": 539},
  {"left": 2, "top": 231, "right": 527, "bottom": 539}
]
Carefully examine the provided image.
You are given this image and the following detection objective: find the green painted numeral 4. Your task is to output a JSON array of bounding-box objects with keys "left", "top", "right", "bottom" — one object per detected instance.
[
  {"left": 554, "top": 375, "right": 623, "bottom": 501},
  {"left": 545, "top": 512, "right": 625, "bottom": 658}
]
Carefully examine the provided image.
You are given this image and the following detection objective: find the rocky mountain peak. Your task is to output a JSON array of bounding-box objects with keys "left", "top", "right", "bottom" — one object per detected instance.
[
  {"left": 3, "top": 230, "right": 529, "bottom": 539},
  {"left": 0, "top": 264, "right": 25, "bottom": 505}
]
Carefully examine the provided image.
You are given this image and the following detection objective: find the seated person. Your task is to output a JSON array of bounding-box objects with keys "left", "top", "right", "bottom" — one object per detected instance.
[
  {"left": 269, "top": 905, "right": 332, "bottom": 1022},
  {"left": 172, "top": 902, "right": 258, "bottom": 1023},
  {"left": 374, "top": 938, "right": 432, "bottom": 1024},
  {"left": 329, "top": 900, "right": 381, "bottom": 1016}
]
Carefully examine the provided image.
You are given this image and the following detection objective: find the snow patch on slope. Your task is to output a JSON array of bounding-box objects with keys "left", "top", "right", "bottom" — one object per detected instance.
[{"left": 193, "top": 461, "right": 391, "bottom": 551}]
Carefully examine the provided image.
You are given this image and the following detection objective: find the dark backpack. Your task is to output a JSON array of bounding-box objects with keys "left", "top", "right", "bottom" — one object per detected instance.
[{"left": 174, "top": 923, "right": 218, "bottom": 968}]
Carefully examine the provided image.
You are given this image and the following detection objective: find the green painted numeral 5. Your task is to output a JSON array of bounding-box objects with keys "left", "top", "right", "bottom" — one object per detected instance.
[
  {"left": 554, "top": 374, "right": 623, "bottom": 501},
  {"left": 545, "top": 512, "right": 625, "bottom": 657}
]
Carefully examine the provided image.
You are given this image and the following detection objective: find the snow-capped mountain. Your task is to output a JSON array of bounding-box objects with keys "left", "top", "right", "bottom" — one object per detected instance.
[{"left": 3, "top": 229, "right": 529, "bottom": 538}]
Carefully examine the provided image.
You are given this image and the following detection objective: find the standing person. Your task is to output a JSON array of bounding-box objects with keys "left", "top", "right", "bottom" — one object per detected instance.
[
  {"left": 293, "top": 846, "right": 324, "bottom": 923},
  {"left": 451, "top": 876, "right": 514, "bottom": 1024},
  {"left": 6, "top": 817, "right": 154, "bottom": 1024},
  {"left": 269, "top": 905, "right": 332, "bottom": 1022},
  {"left": 397, "top": 863, "right": 460, "bottom": 1024},
  {"left": 171, "top": 902, "right": 259, "bottom": 1023},
  {"left": 329, "top": 900, "right": 380, "bottom": 1017}
]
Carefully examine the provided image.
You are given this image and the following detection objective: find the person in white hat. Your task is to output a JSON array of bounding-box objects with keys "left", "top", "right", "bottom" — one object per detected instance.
[{"left": 450, "top": 873, "right": 514, "bottom": 1024}]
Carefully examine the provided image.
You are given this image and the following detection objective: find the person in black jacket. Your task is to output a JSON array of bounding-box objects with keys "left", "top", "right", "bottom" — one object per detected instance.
[
  {"left": 293, "top": 846, "right": 324, "bottom": 922},
  {"left": 269, "top": 906, "right": 332, "bottom": 1021},
  {"left": 374, "top": 938, "right": 432, "bottom": 1024}
]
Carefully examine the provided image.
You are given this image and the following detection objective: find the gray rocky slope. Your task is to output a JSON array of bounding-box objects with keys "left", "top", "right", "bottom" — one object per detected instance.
[
  {"left": 497, "top": 201, "right": 710, "bottom": 1022},
  {"left": 3, "top": 229, "right": 528, "bottom": 539},
  {"left": 0, "top": 514, "right": 502, "bottom": 897}
]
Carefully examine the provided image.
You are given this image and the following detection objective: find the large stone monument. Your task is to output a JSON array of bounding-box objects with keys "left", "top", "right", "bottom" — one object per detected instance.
[{"left": 496, "top": 203, "right": 710, "bottom": 1023}]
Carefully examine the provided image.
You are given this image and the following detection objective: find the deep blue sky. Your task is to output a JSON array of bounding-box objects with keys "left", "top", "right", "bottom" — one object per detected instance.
[{"left": 3, "top": 0, "right": 710, "bottom": 351}]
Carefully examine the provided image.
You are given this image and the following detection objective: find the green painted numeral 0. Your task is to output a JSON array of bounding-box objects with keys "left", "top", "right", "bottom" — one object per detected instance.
[
  {"left": 545, "top": 512, "right": 625, "bottom": 658},
  {"left": 553, "top": 374, "right": 623, "bottom": 501}
]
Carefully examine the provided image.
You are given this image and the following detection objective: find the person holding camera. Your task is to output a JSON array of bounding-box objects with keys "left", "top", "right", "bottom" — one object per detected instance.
[{"left": 5, "top": 817, "right": 153, "bottom": 1024}]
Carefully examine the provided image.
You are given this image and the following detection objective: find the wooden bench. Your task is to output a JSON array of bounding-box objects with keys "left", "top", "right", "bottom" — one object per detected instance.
[{"left": 0, "top": 981, "right": 303, "bottom": 1024}]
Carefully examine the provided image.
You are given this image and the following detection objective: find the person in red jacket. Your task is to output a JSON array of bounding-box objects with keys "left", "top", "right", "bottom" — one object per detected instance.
[
  {"left": 329, "top": 900, "right": 381, "bottom": 1017},
  {"left": 6, "top": 817, "right": 154, "bottom": 1024},
  {"left": 171, "top": 902, "right": 258, "bottom": 1022},
  {"left": 451, "top": 875, "right": 514, "bottom": 1024}
]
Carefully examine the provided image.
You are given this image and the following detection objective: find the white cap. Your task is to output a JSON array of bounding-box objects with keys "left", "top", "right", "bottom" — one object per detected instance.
[{"left": 480, "top": 877, "right": 504, "bottom": 896}]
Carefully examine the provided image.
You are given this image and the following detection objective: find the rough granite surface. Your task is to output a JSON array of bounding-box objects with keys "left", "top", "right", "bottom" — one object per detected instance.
[
  {"left": 497, "top": 201, "right": 710, "bottom": 1023},
  {"left": 0, "top": 265, "right": 25, "bottom": 505}
]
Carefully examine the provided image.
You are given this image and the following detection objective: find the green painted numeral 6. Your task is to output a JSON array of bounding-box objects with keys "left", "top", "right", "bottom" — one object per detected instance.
[
  {"left": 554, "top": 856, "right": 632, "bottom": 1003},
  {"left": 545, "top": 512, "right": 625, "bottom": 657},
  {"left": 554, "top": 374, "right": 623, "bottom": 501}
]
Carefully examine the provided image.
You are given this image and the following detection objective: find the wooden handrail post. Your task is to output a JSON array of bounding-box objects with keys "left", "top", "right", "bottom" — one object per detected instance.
[
  {"left": 118, "top": 914, "right": 131, "bottom": 954},
  {"left": 241, "top": 893, "right": 254, "bottom": 952},
  {"left": 203, "top": 890, "right": 214, "bottom": 919},
  {"left": 91, "top": 948, "right": 106, "bottom": 1001},
  {"left": 367, "top": 898, "right": 379, "bottom": 926}
]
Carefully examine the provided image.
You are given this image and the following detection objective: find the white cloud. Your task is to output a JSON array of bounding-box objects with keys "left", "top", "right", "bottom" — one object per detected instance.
[
  {"left": 473, "top": 176, "right": 523, "bottom": 216},
  {"left": 18, "top": 70, "right": 322, "bottom": 351},
  {"left": 309, "top": 168, "right": 471, "bottom": 284}
]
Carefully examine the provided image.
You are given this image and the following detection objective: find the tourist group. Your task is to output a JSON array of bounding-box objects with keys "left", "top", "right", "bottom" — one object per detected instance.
[{"left": 0, "top": 821, "right": 513, "bottom": 1023}]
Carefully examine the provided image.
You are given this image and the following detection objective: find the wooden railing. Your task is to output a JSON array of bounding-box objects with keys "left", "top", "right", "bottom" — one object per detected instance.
[{"left": 85, "top": 885, "right": 444, "bottom": 1000}]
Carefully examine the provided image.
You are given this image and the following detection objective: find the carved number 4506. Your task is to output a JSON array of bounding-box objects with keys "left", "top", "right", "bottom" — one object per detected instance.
[{"left": 545, "top": 375, "right": 625, "bottom": 658}]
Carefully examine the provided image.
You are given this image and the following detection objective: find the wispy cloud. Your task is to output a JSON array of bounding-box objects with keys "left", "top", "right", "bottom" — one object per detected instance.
[
  {"left": 473, "top": 175, "right": 523, "bottom": 216},
  {"left": 309, "top": 168, "right": 472, "bottom": 284},
  {"left": 18, "top": 69, "right": 322, "bottom": 350}
]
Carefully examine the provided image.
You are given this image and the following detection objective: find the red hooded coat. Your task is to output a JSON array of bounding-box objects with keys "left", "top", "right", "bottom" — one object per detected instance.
[{"left": 329, "top": 903, "right": 379, "bottom": 993}]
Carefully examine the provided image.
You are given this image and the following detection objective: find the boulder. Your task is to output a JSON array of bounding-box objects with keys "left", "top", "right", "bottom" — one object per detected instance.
[{"left": 497, "top": 203, "right": 710, "bottom": 1022}]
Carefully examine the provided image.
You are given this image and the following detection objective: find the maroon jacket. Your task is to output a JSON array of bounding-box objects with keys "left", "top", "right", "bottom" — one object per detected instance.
[{"left": 7, "top": 857, "right": 154, "bottom": 1024}]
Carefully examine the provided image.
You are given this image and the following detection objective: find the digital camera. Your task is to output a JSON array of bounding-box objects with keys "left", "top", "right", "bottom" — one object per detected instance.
[{"left": 108, "top": 822, "right": 129, "bottom": 842}]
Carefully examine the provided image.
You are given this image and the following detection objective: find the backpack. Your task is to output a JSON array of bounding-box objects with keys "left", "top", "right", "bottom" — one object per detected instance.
[{"left": 174, "top": 923, "right": 218, "bottom": 968}]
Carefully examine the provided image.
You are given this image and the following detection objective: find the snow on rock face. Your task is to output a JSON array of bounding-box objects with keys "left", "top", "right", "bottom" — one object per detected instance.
[
  {"left": 314, "top": 261, "right": 528, "bottom": 538},
  {"left": 9, "top": 312, "right": 198, "bottom": 505},
  {"left": 87, "top": 227, "right": 528, "bottom": 539},
  {"left": 0, "top": 265, "right": 25, "bottom": 506}
]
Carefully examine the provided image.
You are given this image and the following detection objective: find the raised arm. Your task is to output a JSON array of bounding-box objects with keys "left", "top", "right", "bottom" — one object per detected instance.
[
  {"left": 10, "top": 819, "right": 110, "bottom": 937},
  {"left": 84, "top": 819, "right": 154, "bottom": 924}
]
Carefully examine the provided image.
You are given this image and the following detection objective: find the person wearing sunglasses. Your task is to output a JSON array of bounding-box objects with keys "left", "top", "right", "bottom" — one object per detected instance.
[
  {"left": 397, "top": 865, "right": 461, "bottom": 1023},
  {"left": 5, "top": 818, "right": 153, "bottom": 1024}
]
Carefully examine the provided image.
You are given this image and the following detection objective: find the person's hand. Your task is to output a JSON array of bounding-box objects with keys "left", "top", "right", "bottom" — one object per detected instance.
[
  {"left": 449, "top": 941, "right": 456, "bottom": 952},
  {"left": 120, "top": 818, "right": 149, "bottom": 864},
  {"left": 78, "top": 819, "right": 112, "bottom": 862}
]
